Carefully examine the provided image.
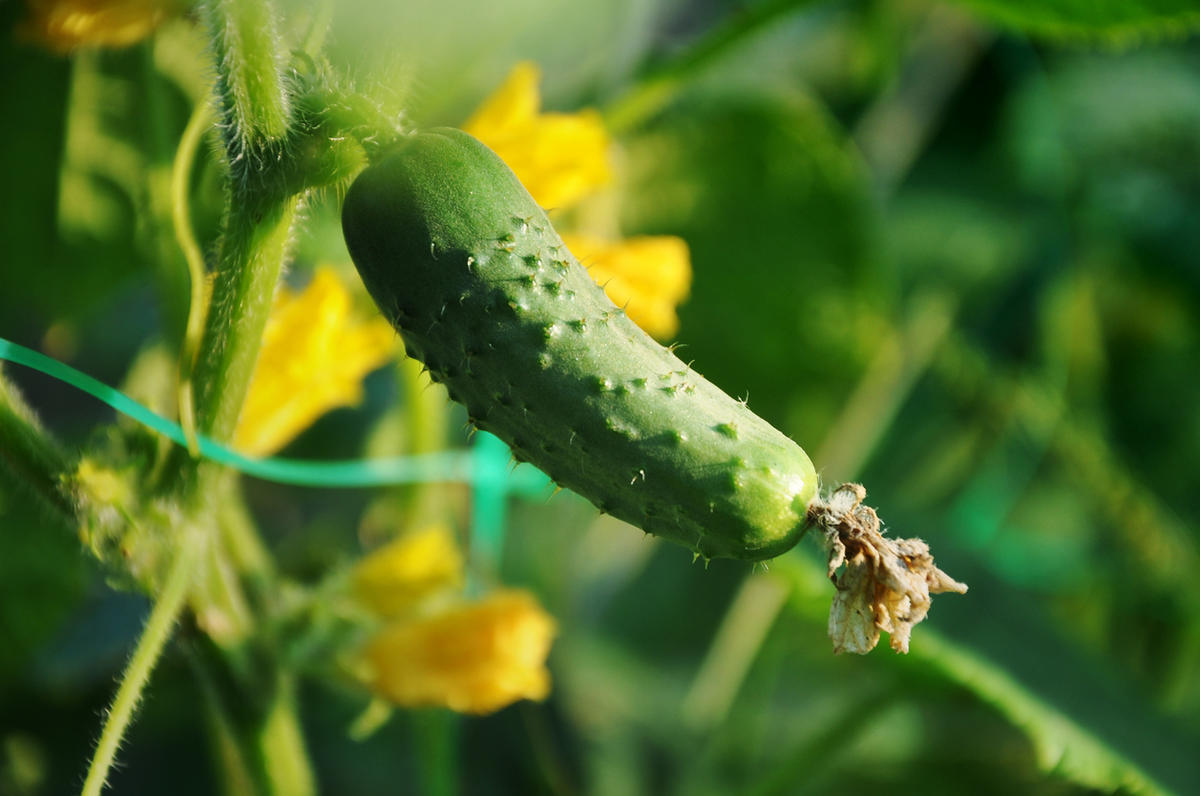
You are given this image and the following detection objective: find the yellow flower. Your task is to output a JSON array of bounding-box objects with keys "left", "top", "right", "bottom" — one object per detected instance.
[
  {"left": 234, "top": 267, "right": 397, "bottom": 457},
  {"left": 464, "top": 61, "right": 612, "bottom": 210},
  {"left": 21, "top": 0, "right": 177, "bottom": 53},
  {"left": 352, "top": 525, "right": 464, "bottom": 619},
  {"left": 561, "top": 233, "right": 691, "bottom": 340},
  {"left": 465, "top": 64, "right": 691, "bottom": 339},
  {"left": 364, "top": 589, "right": 556, "bottom": 714}
]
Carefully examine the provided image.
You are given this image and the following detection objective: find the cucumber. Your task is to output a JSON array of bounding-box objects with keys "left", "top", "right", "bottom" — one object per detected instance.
[{"left": 341, "top": 128, "right": 818, "bottom": 561}]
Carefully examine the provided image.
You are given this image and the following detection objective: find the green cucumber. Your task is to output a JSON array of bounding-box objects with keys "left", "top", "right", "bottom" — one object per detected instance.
[{"left": 341, "top": 128, "right": 817, "bottom": 561}]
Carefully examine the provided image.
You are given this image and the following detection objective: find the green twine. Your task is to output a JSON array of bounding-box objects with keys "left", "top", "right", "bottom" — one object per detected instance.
[{"left": 0, "top": 336, "right": 549, "bottom": 495}]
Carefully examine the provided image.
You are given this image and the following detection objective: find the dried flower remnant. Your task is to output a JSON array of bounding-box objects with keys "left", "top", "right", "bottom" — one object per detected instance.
[{"left": 808, "top": 483, "right": 967, "bottom": 654}]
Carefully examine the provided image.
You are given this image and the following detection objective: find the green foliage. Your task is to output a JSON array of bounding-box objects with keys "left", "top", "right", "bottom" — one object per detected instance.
[
  {"left": 947, "top": 0, "right": 1200, "bottom": 40},
  {"left": 622, "top": 92, "right": 882, "bottom": 440},
  {"left": 0, "top": 480, "right": 89, "bottom": 685},
  {"left": 2, "top": 0, "right": 1200, "bottom": 793}
]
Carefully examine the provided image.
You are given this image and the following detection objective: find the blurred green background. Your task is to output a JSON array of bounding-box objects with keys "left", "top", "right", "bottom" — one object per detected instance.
[{"left": 2, "top": 0, "right": 1199, "bottom": 793}]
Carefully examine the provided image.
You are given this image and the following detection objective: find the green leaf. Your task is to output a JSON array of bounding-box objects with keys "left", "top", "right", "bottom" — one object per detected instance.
[
  {"left": 912, "top": 632, "right": 1174, "bottom": 795},
  {"left": 945, "top": 0, "right": 1200, "bottom": 40},
  {"left": 622, "top": 90, "right": 883, "bottom": 437},
  {"left": 0, "top": 482, "right": 90, "bottom": 684},
  {"left": 771, "top": 554, "right": 1197, "bottom": 795}
]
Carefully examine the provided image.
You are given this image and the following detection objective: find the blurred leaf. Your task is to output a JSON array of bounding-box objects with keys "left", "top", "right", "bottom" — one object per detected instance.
[
  {"left": 945, "top": 0, "right": 1200, "bottom": 40},
  {"left": 887, "top": 192, "right": 1035, "bottom": 295},
  {"left": 1006, "top": 52, "right": 1200, "bottom": 285},
  {"left": 1007, "top": 52, "right": 1200, "bottom": 177},
  {"left": 0, "top": 482, "right": 90, "bottom": 688},
  {"left": 319, "top": 0, "right": 680, "bottom": 125},
  {"left": 0, "top": 9, "right": 71, "bottom": 324},
  {"left": 913, "top": 632, "right": 1177, "bottom": 796},
  {"left": 622, "top": 89, "right": 883, "bottom": 439},
  {"left": 772, "top": 554, "right": 1200, "bottom": 796}
]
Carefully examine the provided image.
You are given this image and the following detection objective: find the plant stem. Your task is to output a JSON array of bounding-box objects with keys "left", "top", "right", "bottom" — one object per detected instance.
[
  {"left": 159, "top": 4, "right": 316, "bottom": 792},
  {"left": 163, "top": 0, "right": 302, "bottom": 487},
  {"left": 187, "top": 638, "right": 315, "bottom": 796},
  {"left": 190, "top": 197, "right": 299, "bottom": 448},
  {"left": 0, "top": 368, "right": 76, "bottom": 524},
  {"left": 851, "top": 5, "right": 987, "bottom": 197},
  {"left": 603, "top": 0, "right": 817, "bottom": 132},
  {"left": 207, "top": 0, "right": 292, "bottom": 153},
  {"left": 410, "top": 710, "right": 459, "bottom": 796},
  {"left": 82, "top": 526, "right": 206, "bottom": 796},
  {"left": 681, "top": 572, "right": 790, "bottom": 730},
  {"left": 258, "top": 674, "right": 315, "bottom": 796},
  {"left": 392, "top": 357, "right": 453, "bottom": 532},
  {"left": 188, "top": 648, "right": 260, "bottom": 796},
  {"left": 191, "top": 511, "right": 257, "bottom": 647},
  {"left": 747, "top": 688, "right": 897, "bottom": 796},
  {"left": 218, "top": 482, "right": 275, "bottom": 585},
  {"left": 299, "top": 0, "right": 335, "bottom": 56},
  {"left": 143, "top": 43, "right": 192, "bottom": 345}
]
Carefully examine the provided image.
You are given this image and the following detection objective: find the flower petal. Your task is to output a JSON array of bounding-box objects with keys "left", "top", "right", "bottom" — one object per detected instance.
[
  {"left": 22, "top": 0, "right": 176, "bottom": 52},
  {"left": 353, "top": 525, "right": 465, "bottom": 618},
  {"left": 561, "top": 233, "right": 691, "bottom": 340},
  {"left": 234, "top": 267, "right": 397, "bottom": 457},
  {"left": 364, "top": 590, "right": 556, "bottom": 714},
  {"left": 464, "top": 61, "right": 612, "bottom": 210}
]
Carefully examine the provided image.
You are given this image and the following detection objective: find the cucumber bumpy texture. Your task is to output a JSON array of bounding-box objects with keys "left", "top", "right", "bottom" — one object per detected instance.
[{"left": 342, "top": 128, "right": 817, "bottom": 561}]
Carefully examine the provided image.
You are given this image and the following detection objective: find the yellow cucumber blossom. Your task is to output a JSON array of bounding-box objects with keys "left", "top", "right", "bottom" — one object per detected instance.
[
  {"left": 363, "top": 589, "right": 556, "bottom": 715},
  {"left": 352, "top": 525, "right": 464, "bottom": 619},
  {"left": 350, "top": 524, "right": 557, "bottom": 715},
  {"left": 561, "top": 233, "right": 692, "bottom": 340},
  {"left": 234, "top": 266, "right": 397, "bottom": 457},
  {"left": 464, "top": 61, "right": 612, "bottom": 211},
  {"left": 20, "top": 0, "right": 179, "bottom": 53},
  {"left": 465, "top": 62, "right": 693, "bottom": 339}
]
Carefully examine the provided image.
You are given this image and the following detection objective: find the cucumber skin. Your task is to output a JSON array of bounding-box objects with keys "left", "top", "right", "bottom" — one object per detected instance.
[{"left": 341, "top": 128, "right": 817, "bottom": 561}]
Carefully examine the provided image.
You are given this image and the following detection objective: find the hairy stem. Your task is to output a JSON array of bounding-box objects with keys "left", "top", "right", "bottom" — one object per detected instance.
[
  {"left": 0, "top": 367, "right": 76, "bottom": 524},
  {"left": 191, "top": 197, "right": 299, "bottom": 449},
  {"left": 206, "top": 0, "right": 292, "bottom": 154},
  {"left": 163, "top": 0, "right": 302, "bottom": 487},
  {"left": 158, "top": 3, "right": 315, "bottom": 791},
  {"left": 82, "top": 526, "right": 206, "bottom": 796}
]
